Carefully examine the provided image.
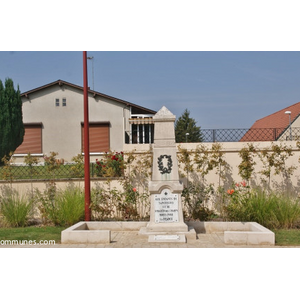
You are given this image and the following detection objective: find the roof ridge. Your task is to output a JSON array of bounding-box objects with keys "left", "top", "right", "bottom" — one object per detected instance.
[{"left": 20, "top": 79, "right": 156, "bottom": 114}]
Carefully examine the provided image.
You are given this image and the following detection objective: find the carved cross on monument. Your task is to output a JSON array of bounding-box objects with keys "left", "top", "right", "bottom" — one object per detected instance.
[{"left": 139, "top": 106, "right": 195, "bottom": 242}]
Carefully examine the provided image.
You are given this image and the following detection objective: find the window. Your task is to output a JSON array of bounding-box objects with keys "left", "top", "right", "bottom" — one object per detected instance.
[
  {"left": 14, "top": 123, "right": 43, "bottom": 154},
  {"left": 81, "top": 122, "right": 110, "bottom": 153},
  {"left": 55, "top": 98, "right": 66, "bottom": 107},
  {"left": 131, "top": 124, "right": 154, "bottom": 144}
]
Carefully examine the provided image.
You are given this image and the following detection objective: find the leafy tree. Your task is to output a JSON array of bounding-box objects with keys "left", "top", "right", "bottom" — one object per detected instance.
[
  {"left": 175, "top": 109, "right": 203, "bottom": 143},
  {"left": 0, "top": 78, "right": 24, "bottom": 164}
]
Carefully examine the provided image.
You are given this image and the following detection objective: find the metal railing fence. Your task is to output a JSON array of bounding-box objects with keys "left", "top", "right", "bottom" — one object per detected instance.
[
  {"left": 125, "top": 127, "right": 300, "bottom": 143},
  {"left": 201, "top": 127, "right": 300, "bottom": 142}
]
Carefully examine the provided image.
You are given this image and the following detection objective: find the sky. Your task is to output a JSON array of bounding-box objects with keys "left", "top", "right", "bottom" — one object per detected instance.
[{"left": 1, "top": 51, "right": 300, "bottom": 129}]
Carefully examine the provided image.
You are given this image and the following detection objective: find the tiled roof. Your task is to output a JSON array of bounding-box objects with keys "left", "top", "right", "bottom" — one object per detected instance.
[
  {"left": 20, "top": 79, "right": 156, "bottom": 115},
  {"left": 240, "top": 102, "right": 300, "bottom": 141}
]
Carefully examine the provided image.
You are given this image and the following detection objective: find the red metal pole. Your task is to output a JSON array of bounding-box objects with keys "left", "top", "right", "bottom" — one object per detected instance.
[{"left": 83, "top": 51, "right": 91, "bottom": 221}]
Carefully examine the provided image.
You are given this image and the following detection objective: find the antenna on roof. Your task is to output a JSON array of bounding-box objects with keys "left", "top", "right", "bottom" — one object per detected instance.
[{"left": 87, "top": 56, "right": 94, "bottom": 90}]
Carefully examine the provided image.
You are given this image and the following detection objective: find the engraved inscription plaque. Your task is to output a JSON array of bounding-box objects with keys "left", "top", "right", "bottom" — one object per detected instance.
[
  {"left": 154, "top": 189, "right": 179, "bottom": 223},
  {"left": 154, "top": 235, "right": 180, "bottom": 240}
]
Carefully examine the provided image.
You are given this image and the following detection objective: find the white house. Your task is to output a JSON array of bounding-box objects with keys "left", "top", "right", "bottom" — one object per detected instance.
[{"left": 14, "top": 80, "right": 156, "bottom": 163}]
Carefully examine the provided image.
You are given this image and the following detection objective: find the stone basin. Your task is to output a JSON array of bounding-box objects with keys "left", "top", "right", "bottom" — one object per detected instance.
[
  {"left": 61, "top": 221, "right": 148, "bottom": 244},
  {"left": 187, "top": 221, "right": 275, "bottom": 245},
  {"left": 61, "top": 221, "right": 275, "bottom": 246}
]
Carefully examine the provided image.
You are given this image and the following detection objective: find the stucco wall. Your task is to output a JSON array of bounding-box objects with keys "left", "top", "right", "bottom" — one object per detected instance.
[
  {"left": 177, "top": 141, "right": 299, "bottom": 190},
  {"left": 124, "top": 141, "right": 300, "bottom": 193}
]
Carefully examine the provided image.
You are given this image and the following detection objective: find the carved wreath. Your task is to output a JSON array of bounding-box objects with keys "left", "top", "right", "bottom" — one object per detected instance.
[{"left": 157, "top": 155, "right": 173, "bottom": 174}]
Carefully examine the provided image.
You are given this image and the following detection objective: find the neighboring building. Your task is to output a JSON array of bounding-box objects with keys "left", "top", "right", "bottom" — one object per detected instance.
[
  {"left": 14, "top": 80, "right": 156, "bottom": 162},
  {"left": 240, "top": 102, "right": 300, "bottom": 142}
]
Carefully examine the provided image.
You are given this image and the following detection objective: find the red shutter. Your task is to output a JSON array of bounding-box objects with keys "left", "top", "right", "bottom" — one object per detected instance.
[
  {"left": 15, "top": 124, "right": 42, "bottom": 154},
  {"left": 82, "top": 123, "right": 110, "bottom": 153}
]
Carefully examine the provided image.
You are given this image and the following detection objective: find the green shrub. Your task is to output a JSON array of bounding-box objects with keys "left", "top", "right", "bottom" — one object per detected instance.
[
  {"left": 244, "top": 191, "right": 278, "bottom": 228},
  {"left": 35, "top": 184, "right": 84, "bottom": 226},
  {"left": 90, "top": 185, "right": 116, "bottom": 220},
  {"left": 95, "top": 151, "right": 125, "bottom": 177},
  {"left": 225, "top": 187, "right": 300, "bottom": 229},
  {"left": 0, "top": 189, "right": 33, "bottom": 227},
  {"left": 181, "top": 182, "right": 215, "bottom": 221},
  {"left": 90, "top": 180, "right": 149, "bottom": 221},
  {"left": 273, "top": 195, "right": 300, "bottom": 229},
  {"left": 55, "top": 186, "right": 85, "bottom": 226},
  {"left": 118, "top": 180, "right": 139, "bottom": 220},
  {"left": 70, "top": 154, "right": 84, "bottom": 178},
  {"left": 91, "top": 182, "right": 140, "bottom": 221}
]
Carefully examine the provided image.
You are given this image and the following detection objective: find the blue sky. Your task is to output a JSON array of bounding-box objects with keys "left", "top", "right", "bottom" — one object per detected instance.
[{"left": 1, "top": 51, "right": 300, "bottom": 129}]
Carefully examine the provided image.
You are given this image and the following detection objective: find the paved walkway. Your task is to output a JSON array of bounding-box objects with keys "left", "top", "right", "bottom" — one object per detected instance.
[{"left": 0, "top": 231, "right": 280, "bottom": 248}]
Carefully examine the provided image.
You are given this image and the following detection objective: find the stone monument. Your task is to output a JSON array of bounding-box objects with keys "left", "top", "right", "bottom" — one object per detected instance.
[{"left": 139, "top": 106, "right": 196, "bottom": 242}]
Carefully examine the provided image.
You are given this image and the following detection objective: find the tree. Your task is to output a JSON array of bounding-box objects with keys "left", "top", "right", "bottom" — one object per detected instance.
[
  {"left": 175, "top": 109, "right": 203, "bottom": 142},
  {"left": 0, "top": 78, "right": 24, "bottom": 163}
]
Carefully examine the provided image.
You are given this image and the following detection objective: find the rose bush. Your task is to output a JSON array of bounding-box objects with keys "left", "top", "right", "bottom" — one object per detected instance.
[{"left": 95, "top": 151, "right": 125, "bottom": 177}]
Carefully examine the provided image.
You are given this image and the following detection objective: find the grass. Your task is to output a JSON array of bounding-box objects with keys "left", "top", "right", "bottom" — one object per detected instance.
[
  {"left": 0, "top": 226, "right": 66, "bottom": 243},
  {"left": 273, "top": 229, "right": 300, "bottom": 246}
]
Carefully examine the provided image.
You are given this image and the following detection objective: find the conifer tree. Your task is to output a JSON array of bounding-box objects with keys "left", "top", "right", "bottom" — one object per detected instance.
[
  {"left": 175, "top": 109, "right": 203, "bottom": 143},
  {"left": 0, "top": 78, "right": 24, "bottom": 163}
]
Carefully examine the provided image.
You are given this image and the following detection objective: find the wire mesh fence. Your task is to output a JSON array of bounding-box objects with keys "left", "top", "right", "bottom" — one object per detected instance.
[
  {"left": 201, "top": 127, "right": 300, "bottom": 142},
  {"left": 0, "top": 163, "right": 103, "bottom": 181}
]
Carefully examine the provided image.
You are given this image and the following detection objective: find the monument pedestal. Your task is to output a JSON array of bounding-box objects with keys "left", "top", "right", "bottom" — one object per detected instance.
[{"left": 138, "top": 106, "right": 196, "bottom": 243}]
